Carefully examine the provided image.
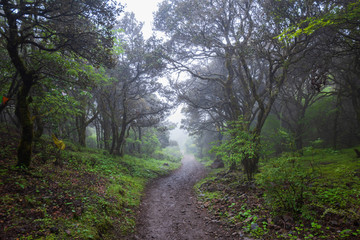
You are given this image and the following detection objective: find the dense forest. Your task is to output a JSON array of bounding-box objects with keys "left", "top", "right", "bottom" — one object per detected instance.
[{"left": 0, "top": 0, "right": 359, "bottom": 239}]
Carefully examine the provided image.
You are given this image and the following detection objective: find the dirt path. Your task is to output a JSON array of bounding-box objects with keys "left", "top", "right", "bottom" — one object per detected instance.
[{"left": 132, "top": 155, "right": 231, "bottom": 240}]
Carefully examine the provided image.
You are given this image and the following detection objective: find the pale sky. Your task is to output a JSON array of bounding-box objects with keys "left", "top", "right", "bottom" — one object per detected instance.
[{"left": 122, "top": 0, "right": 163, "bottom": 38}]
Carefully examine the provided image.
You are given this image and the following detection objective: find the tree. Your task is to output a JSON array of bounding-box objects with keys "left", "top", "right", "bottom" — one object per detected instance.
[
  {"left": 98, "top": 12, "right": 171, "bottom": 156},
  {"left": 0, "top": 0, "right": 121, "bottom": 167},
  {"left": 277, "top": 0, "right": 360, "bottom": 137},
  {"left": 273, "top": 49, "right": 328, "bottom": 153},
  {"left": 155, "top": 0, "right": 313, "bottom": 176}
]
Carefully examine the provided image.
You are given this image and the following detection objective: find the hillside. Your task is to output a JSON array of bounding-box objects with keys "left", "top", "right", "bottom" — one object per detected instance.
[{"left": 0, "top": 125, "right": 181, "bottom": 239}]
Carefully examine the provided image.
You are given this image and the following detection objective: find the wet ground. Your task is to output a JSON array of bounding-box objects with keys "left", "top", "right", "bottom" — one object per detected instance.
[{"left": 132, "top": 155, "right": 230, "bottom": 240}]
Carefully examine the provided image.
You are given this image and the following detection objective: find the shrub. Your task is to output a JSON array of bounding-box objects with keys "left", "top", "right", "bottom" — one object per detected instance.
[
  {"left": 210, "top": 119, "right": 259, "bottom": 179},
  {"left": 256, "top": 156, "right": 318, "bottom": 216}
]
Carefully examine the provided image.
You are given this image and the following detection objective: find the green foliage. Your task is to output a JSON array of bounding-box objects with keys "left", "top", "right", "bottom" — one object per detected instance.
[
  {"left": 261, "top": 118, "right": 296, "bottom": 157},
  {"left": 257, "top": 146, "right": 360, "bottom": 224},
  {"left": 277, "top": 1, "right": 360, "bottom": 42},
  {"left": 141, "top": 130, "right": 161, "bottom": 155},
  {"left": 152, "top": 146, "right": 182, "bottom": 163},
  {"left": 211, "top": 119, "right": 259, "bottom": 179},
  {"left": 185, "top": 138, "right": 197, "bottom": 154},
  {"left": 256, "top": 156, "right": 317, "bottom": 216}
]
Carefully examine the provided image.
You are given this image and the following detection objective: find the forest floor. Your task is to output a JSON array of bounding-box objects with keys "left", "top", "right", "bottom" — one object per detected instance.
[
  {"left": 0, "top": 125, "right": 182, "bottom": 239},
  {"left": 1, "top": 122, "right": 359, "bottom": 240},
  {"left": 132, "top": 155, "right": 237, "bottom": 240},
  {"left": 132, "top": 149, "right": 360, "bottom": 240}
]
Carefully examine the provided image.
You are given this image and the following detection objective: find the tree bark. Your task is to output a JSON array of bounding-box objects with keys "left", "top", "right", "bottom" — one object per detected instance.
[
  {"left": 137, "top": 126, "right": 142, "bottom": 154},
  {"left": 76, "top": 113, "right": 87, "bottom": 147},
  {"left": 15, "top": 84, "right": 34, "bottom": 167},
  {"left": 76, "top": 111, "right": 99, "bottom": 147},
  {"left": 116, "top": 116, "right": 128, "bottom": 157},
  {"left": 102, "top": 117, "right": 111, "bottom": 151}
]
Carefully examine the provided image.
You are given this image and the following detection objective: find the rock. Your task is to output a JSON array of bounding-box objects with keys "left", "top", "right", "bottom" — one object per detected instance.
[{"left": 163, "top": 163, "right": 169, "bottom": 166}]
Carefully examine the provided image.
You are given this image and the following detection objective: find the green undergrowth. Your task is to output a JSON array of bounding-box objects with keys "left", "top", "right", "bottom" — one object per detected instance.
[
  {"left": 195, "top": 146, "right": 360, "bottom": 239},
  {"left": 196, "top": 156, "right": 216, "bottom": 168},
  {"left": 0, "top": 128, "right": 181, "bottom": 240}
]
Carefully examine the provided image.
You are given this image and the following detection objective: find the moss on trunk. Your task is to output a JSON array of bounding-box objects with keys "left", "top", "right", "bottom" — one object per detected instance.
[{"left": 15, "top": 85, "right": 33, "bottom": 168}]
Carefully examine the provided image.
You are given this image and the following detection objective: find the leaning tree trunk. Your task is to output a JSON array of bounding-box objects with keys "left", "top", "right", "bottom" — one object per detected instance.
[{"left": 15, "top": 83, "right": 34, "bottom": 167}]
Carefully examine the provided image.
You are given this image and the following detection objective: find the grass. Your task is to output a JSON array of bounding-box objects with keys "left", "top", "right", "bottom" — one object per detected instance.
[{"left": 0, "top": 126, "right": 181, "bottom": 239}]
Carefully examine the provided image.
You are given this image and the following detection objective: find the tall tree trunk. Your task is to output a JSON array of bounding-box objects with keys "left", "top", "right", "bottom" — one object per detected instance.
[
  {"left": 33, "top": 106, "right": 44, "bottom": 140},
  {"left": 110, "top": 122, "right": 117, "bottom": 154},
  {"left": 294, "top": 128, "right": 304, "bottom": 154},
  {"left": 76, "top": 111, "right": 99, "bottom": 147},
  {"left": 15, "top": 84, "right": 34, "bottom": 167},
  {"left": 4, "top": 3, "right": 35, "bottom": 167},
  {"left": 351, "top": 86, "right": 360, "bottom": 139},
  {"left": 95, "top": 120, "right": 102, "bottom": 149},
  {"left": 76, "top": 113, "right": 86, "bottom": 147},
  {"left": 333, "top": 93, "right": 341, "bottom": 149},
  {"left": 102, "top": 118, "right": 111, "bottom": 151},
  {"left": 295, "top": 112, "right": 306, "bottom": 155},
  {"left": 137, "top": 126, "right": 142, "bottom": 154},
  {"left": 116, "top": 119, "right": 127, "bottom": 157}
]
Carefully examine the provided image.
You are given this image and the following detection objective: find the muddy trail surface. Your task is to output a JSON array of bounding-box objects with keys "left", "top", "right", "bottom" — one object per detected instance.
[{"left": 132, "top": 155, "right": 231, "bottom": 240}]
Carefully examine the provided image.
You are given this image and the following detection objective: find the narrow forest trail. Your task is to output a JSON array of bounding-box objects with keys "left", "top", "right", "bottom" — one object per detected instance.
[{"left": 132, "top": 155, "right": 231, "bottom": 240}]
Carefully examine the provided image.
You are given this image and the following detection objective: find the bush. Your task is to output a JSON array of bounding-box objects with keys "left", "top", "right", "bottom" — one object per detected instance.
[
  {"left": 141, "top": 131, "right": 161, "bottom": 155},
  {"left": 256, "top": 156, "right": 318, "bottom": 216},
  {"left": 151, "top": 146, "right": 182, "bottom": 163},
  {"left": 210, "top": 119, "right": 259, "bottom": 179}
]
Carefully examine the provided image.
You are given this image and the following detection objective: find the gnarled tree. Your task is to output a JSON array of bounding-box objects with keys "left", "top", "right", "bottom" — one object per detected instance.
[{"left": 0, "top": 0, "right": 121, "bottom": 167}]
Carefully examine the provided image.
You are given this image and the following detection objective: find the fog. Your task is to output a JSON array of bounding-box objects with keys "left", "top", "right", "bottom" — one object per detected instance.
[{"left": 167, "top": 105, "right": 189, "bottom": 153}]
